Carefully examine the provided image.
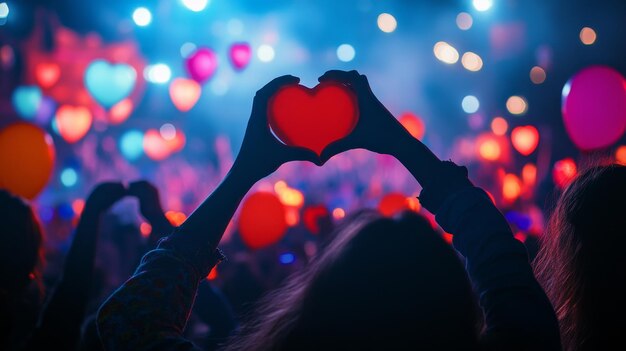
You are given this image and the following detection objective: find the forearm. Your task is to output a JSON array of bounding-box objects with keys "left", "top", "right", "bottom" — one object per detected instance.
[
  {"left": 97, "top": 249, "right": 207, "bottom": 351},
  {"left": 165, "top": 162, "right": 257, "bottom": 256},
  {"left": 389, "top": 132, "right": 443, "bottom": 189},
  {"left": 434, "top": 187, "right": 561, "bottom": 350}
]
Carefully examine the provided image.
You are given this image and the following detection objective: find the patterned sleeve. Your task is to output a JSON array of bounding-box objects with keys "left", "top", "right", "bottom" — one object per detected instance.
[{"left": 97, "top": 244, "right": 225, "bottom": 351}]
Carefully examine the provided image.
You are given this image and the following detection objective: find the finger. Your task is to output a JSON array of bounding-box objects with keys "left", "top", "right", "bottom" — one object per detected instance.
[
  {"left": 320, "top": 138, "right": 352, "bottom": 163},
  {"left": 256, "top": 75, "right": 300, "bottom": 98},
  {"left": 318, "top": 70, "right": 360, "bottom": 84},
  {"left": 319, "top": 70, "right": 373, "bottom": 98},
  {"left": 282, "top": 146, "right": 322, "bottom": 166}
]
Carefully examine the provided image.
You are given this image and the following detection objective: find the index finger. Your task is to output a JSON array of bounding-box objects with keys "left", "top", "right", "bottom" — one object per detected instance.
[{"left": 256, "top": 75, "right": 300, "bottom": 98}]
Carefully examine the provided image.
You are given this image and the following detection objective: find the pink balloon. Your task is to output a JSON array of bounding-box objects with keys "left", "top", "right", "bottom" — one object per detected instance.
[
  {"left": 185, "top": 48, "right": 218, "bottom": 84},
  {"left": 229, "top": 43, "right": 251, "bottom": 71},
  {"left": 562, "top": 65, "right": 626, "bottom": 151}
]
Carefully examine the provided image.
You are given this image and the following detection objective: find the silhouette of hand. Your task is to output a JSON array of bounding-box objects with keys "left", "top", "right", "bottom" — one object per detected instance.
[
  {"left": 318, "top": 70, "right": 410, "bottom": 162},
  {"left": 128, "top": 180, "right": 165, "bottom": 223},
  {"left": 83, "top": 182, "right": 127, "bottom": 217},
  {"left": 234, "top": 75, "right": 321, "bottom": 180}
]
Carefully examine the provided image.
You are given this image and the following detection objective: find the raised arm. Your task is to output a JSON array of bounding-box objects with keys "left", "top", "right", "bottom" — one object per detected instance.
[
  {"left": 25, "top": 182, "right": 126, "bottom": 350},
  {"left": 319, "top": 70, "right": 561, "bottom": 350},
  {"left": 97, "top": 75, "right": 318, "bottom": 351},
  {"left": 128, "top": 180, "right": 175, "bottom": 247}
]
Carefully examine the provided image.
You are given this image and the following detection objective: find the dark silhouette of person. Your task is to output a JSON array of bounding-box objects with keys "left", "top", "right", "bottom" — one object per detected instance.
[
  {"left": 534, "top": 164, "right": 626, "bottom": 351},
  {"left": 97, "top": 72, "right": 560, "bottom": 350}
]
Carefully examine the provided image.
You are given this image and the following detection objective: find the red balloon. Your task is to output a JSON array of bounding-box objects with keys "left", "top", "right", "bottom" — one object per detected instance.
[
  {"left": 378, "top": 193, "right": 419, "bottom": 217},
  {"left": 553, "top": 158, "right": 578, "bottom": 189},
  {"left": 239, "top": 192, "right": 288, "bottom": 250},
  {"left": 303, "top": 205, "right": 330, "bottom": 234},
  {"left": 562, "top": 65, "right": 626, "bottom": 151},
  {"left": 268, "top": 82, "right": 359, "bottom": 156}
]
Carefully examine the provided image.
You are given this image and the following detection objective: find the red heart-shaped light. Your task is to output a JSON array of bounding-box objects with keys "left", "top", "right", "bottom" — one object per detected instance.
[
  {"left": 55, "top": 105, "right": 92, "bottom": 143},
  {"left": 511, "top": 125, "right": 539, "bottom": 156},
  {"left": 268, "top": 82, "right": 359, "bottom": 156},
  {"left": 36, "top": 62, "right": 61, "bottom": 89}
]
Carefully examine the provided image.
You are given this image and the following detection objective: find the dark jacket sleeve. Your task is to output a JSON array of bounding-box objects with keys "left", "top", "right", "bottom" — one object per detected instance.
[
  {"left": 96, "top": 238, "right": 224, "bottom": 351},
  {"left": 420, "top": 162, "right": 561, "bottom": 351}
]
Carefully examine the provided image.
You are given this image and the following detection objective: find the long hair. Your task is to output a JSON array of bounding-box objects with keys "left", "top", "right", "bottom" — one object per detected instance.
[
  {"left": 534, "top": 164, "right": 626, "bottom": 350},
  {"left": 225, "top": 210, "right": 480, "bottom": 350}
]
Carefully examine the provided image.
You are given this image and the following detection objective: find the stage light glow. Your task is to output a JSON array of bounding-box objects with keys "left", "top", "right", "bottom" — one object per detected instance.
[
  {"left": 160, "top": 123, "right": 176, "bottom": 140},
  {"left": 491, "top": 117, "right": 508, "bottom": 136},
  {"left": 530, "top": 66, "right": 546, "bottom": 84},
  {"left": 580, "top": 27, "right": 597, "bottom": 45},
  {"left": 180, "top": 42, "right": 197, "bottom": 58},
  {"left": 279, "top": 252, "right": 295, "bottom": 265},
  {"left": 462, "top": 95, "right": 480, "bottom": 113},
  {"left": 144, "top": 64, "right": 172, "bottom": 84},
  {"left": 181, "top": 0, "right": 209, "bottom": 12},
  {"left": 506, "top": 96, "right": 528, "bottom": 115},
  {"left": 0, "top": 3, "right": 9, "bottom": 20},
  {"left": 257, "top": 44, "right": 275, "bottom": 62},
  {"left": 61, "top": 168, "right": 78, "bottom": 187},
  {"left": 132, "top": 7, "right": 152, "bottom": 27},
  {"left": 479, "top": 138, "right": 501, "bottom": 161},
  {"left": 377, "top": 13, "right": 397, "bottom": 33},
  {"left": 503, "top": 174, "right": 522, "bottom": 201},
  {"left": 332, "top": 208, "right": 345, "bottom": 219},
  {"left": 433, "top": 41, "right": 459, "bottom": 64},
  {"left": 337, "top": 44, "right": 356, "bottom": 62},
  {"left": 456, "top": 12, "right": 473, "bottom": 30},
  {"left": 473, "top": 0, "right": 493, "bottom": 12},
  {"left": 616, "top": 146, "right": 626, "bottom": 165},
  {"left": 461, "top": 52, "right": 483, "bottom": 71}
]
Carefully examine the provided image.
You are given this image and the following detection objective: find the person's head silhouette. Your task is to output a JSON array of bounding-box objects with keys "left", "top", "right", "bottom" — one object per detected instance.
[
  {"left": 0, "top": 190, "right": 44, "bottom": 346},
  {"left": 227, "top": 210, "right": 480, "bottom": 350},
  {"left": 534, "top": 164, "right": 626, "bottom": 351}
]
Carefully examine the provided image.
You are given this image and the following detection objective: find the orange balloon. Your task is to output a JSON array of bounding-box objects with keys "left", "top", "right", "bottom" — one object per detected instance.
[
  {"left": 0, "top": 122, "right": 55, "bottom": 199},
  {"left": 239, "top": 192, "right": 288, "bottom": 250},
  {"left": 378, "top": 193, "right": 419, "bottom": 217}
]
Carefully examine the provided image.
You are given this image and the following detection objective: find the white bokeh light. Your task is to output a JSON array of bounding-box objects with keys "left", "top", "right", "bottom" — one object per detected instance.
[
  {"left": 257, "top": 45, "right": 275, "bottom": 62},
  {"left": 132, "top": 7, "right": 152, "bottom": 27},
  {"left": 336, "top": 44, "right": 356, "bottom": 62},
  {"left": 462, "top": 95, "right": 480, "bottom": 113},
  {"left": 473, "top": 0, "right": 493, "bottom": 12},
  {"left": 181, "top": 0, "right": 209, "bottom": 12},
  {"left": 144, "top": 64, "right": 172, "bottom": 84}
]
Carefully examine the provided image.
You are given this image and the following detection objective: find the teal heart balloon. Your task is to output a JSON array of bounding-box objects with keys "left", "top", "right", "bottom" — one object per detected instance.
[
  {"left": 12, "top": 86, "right": 42, "bottom": 119},
  {"left": 85, "top": 60, "right": 137, "bottom": 108}
]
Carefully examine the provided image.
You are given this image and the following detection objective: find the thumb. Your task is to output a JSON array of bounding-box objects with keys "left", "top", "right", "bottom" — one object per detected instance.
[
  {"left": 320, "top": 138, "right": 351, "bottom": 164},
  {"left": 284, "top": 146, "right": 322, "bottom": 166}
]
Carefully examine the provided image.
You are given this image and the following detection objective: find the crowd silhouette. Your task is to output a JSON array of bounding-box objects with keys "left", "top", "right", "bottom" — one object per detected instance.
[{"left": 2, "top": 70, "right": 624, "bottom": 350}]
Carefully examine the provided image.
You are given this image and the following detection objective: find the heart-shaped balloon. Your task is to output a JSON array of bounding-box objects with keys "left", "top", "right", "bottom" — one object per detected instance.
[
  {"left": 54, "top": 105, "right": 93, "bottom": 143},
  {"left": 185, "top": 48, "right": 217, "bottom": 84},
  {"left": 268, "top": 82, "right": 359, "bottom": 156},
  {"left": 169, "top": 78, "right": 201, "bottom": 112},
  {"left": 36, "top": 62, "right": 61, "bottom": 89},
  {"left": 12, "top": 86, "right": 43, "bottom": 119},
  {"left": 229, "top": 43, "right": 252, "bottom": 71},
  {"left": 143, "top": 129, "right": 171, "bottom": 161},
  {"left": 511, "top": 125, "right": 539, "bottom": 156},
  {"left": 85, "top": 59, "right": 137, "bottom": 108},
  {"left": 35, "top": 96, "right": 57, "bottom": 126},
  {"left": 109, "top": 99, "right": 134, "bottom": 124}
]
